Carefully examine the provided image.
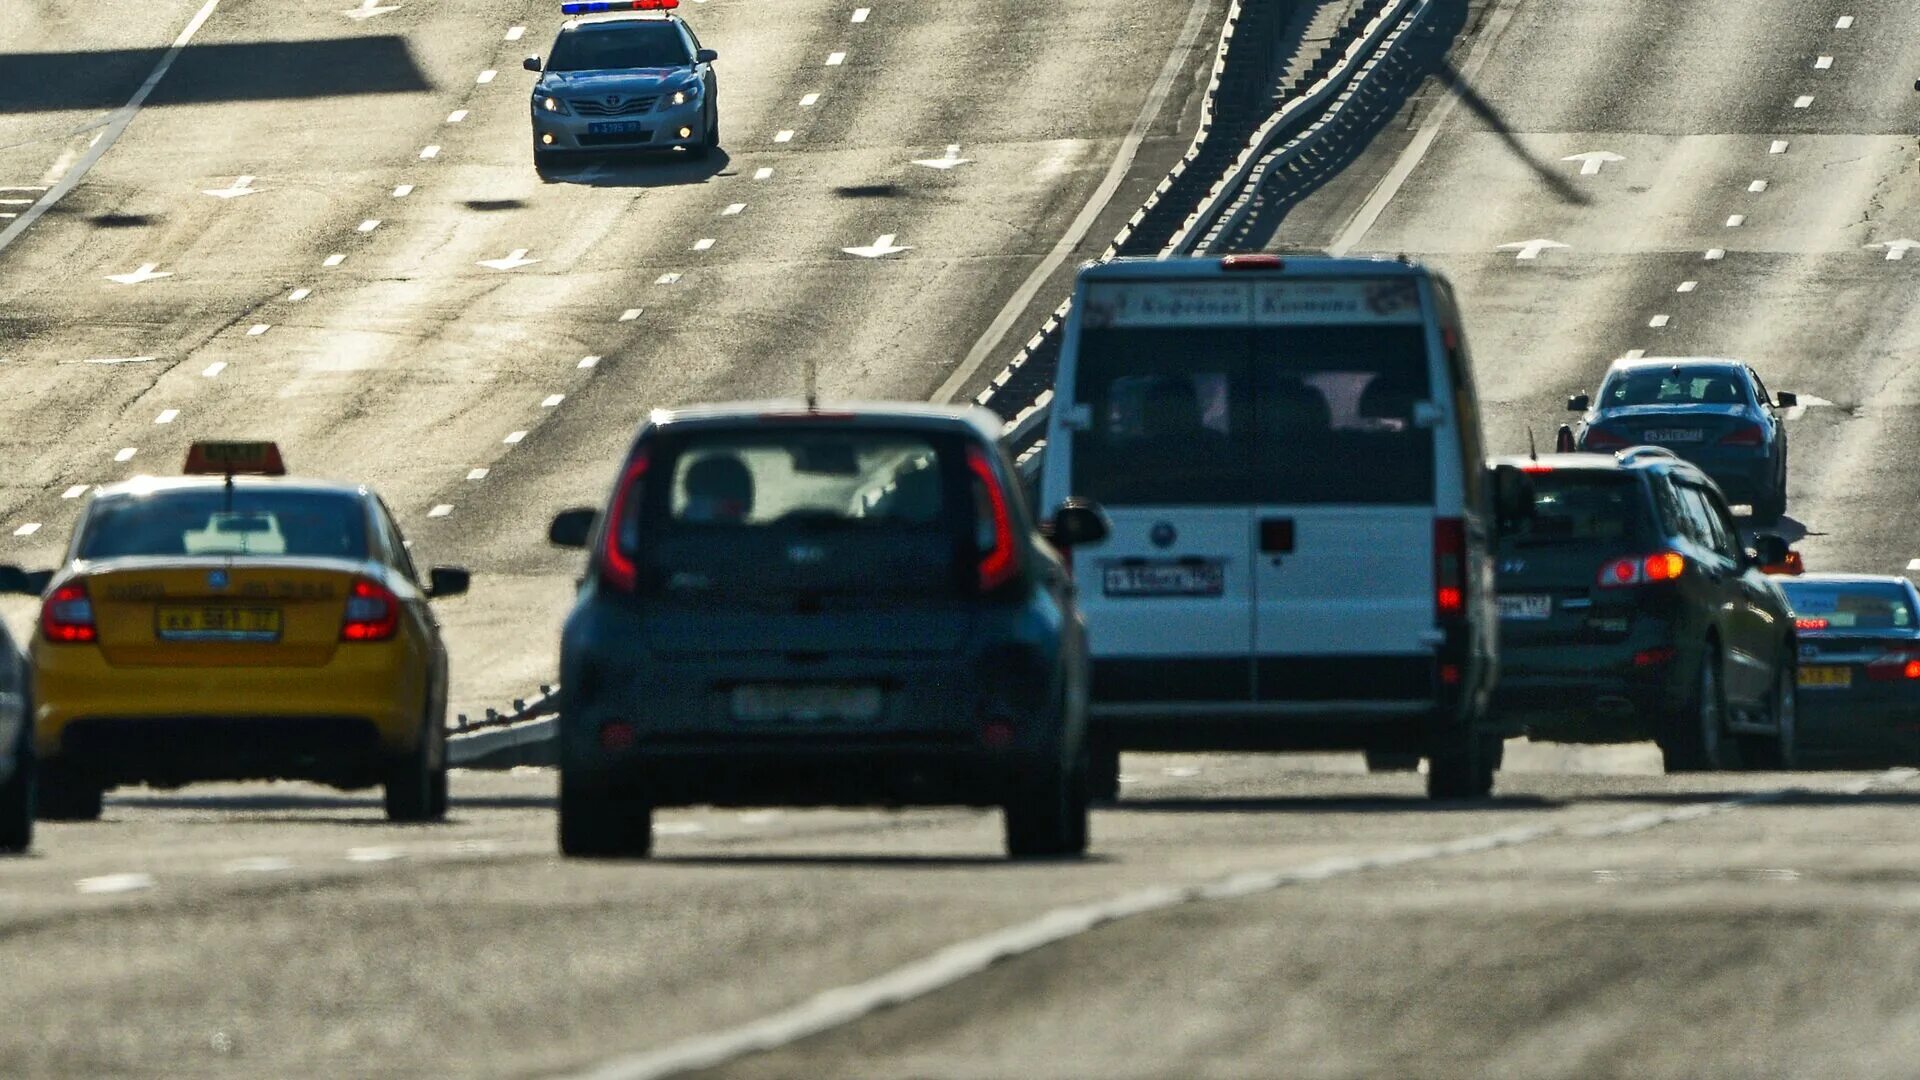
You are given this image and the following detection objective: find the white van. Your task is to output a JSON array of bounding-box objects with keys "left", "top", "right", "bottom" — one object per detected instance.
[{"left": 1038, "top": 254, "right": 1512, "bottom": 800}]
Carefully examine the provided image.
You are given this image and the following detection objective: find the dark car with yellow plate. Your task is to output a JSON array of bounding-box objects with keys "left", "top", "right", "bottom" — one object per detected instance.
[
  {"left": 1777, "top": 573, "right": 1920, "bottom": 766},
  {"left": 0, "top": 443, "right": 470, "bottom": 822}
]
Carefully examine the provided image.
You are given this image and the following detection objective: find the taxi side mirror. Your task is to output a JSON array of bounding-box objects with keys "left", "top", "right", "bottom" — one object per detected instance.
[
  {"left": 1489, "top": 464, "right": 1536, "bottom": 534},
  {"left": 1566, "top": 393, "right": 1591, "bottom": 412},
  {"left": 426, "top": 566, "right": 470, "bottom": 600},
  {"left": 697, "top": 48, "right": 718, "bottom": 64},
  {"left": 1775, "top": 391, "right": 1798, "bottom": 409},
  {"left": 550, "top": 508, "right": 598, "bottom": 549},
  {"left": 1047, "top": 499, "right": 1110, "bottom": 549},
  {"left": 0, "top": 566, "right": 50, "bottom": 596},
  {"left": 523, "top": 55, "right": 542, "bottom": 73}
]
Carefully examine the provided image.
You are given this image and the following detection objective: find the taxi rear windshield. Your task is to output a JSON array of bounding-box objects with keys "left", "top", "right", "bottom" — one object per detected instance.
[
  {"left": 1780, "top": 582, "right": 1916, "bottom": 631},
  {"left": 1070, "top": 325, "right": 1434, "bottom": 505},
  {"left": 549, "top": 23, "right": 691, "bottom": 70},
  {"left": 1502, "top": 472, "right": 1647, "bottom": 548},
  {"left": 78, "top": 491, "right": 370, "bottom": 560}
]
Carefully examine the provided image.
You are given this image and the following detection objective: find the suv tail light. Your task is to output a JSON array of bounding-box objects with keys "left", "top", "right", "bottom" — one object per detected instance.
[
  {"left": 1582, "top": 426, "right": 1629, "bottom": 450},
  {"left": 1597, "top": 551, "right": 1687, "bottom": 588},
  {"left": 40, "top": 582, "right": 97, "bottom": 644},
  {"left": 1433, "top": 518, "right": 1465, "bottom": 621},
  {"left": 1718, "top": 425, "right": 1766, "bottom": 447},
  {"left": 599, "top": 452, "right": 650, "bottom": 592},
  {"left": 968, "top": 446, "right": 1020, "bottom": 592},
  {"left": 340, "top": 577, "right": 401, "bottom": 642},
  {"left": 1867, "top": 652, "right": 1920, "bottom": 682}
]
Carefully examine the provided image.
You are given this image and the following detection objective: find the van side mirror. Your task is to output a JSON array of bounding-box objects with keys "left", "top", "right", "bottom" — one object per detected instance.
[
  {"left": 523, "top": 55, "right": 542, "bottom": 73},
  {"left": 1751, "top": 534, "right": 1791, "bottom": 569},
  {"left": 1047, "top": 499, "right": 1110, "bottom": 549},
  {"left": 549, "top": 508, "right": 598, "bottom": 549},
  {"left": 426, "top": 566, "right": 471, "bottom": 600},
  {"left": 1489, "top": 464, "right": 1536, "bottom": 534},
  {"left": 696, "top": 48, "right": 718, "bottom": 64},
  {"left": 0, "top": 566, "right": 49, "bottom": 596},
  {"left": 1775, "top": 391, "right": 1798, "bottom": 408},
  {"left": 1566, "top": 393, "right": 1591, "bottom": 412}
]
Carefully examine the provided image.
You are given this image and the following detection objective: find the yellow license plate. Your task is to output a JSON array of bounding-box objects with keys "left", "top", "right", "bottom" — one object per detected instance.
[
  {"left": 1798, "top": 665, "right": 1852, "bottom": 689},
  {"left": 156, "top": 605, "right": 283, "bottom": 642}
]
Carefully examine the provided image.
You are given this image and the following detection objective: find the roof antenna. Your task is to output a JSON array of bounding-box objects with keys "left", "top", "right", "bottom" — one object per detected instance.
[
  {"left": 1527, "top": 425, "right": 1539, "bottom": 462},
  {"left": 803, "top": 353, "right": 819, "bottom": 412}
]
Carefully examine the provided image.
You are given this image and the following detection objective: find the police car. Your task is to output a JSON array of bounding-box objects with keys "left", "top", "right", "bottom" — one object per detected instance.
[{"left": 524, "top": 0, "right": 721, "bottom": 174}]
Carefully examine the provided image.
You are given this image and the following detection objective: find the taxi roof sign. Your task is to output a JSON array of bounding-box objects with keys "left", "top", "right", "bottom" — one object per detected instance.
[
  {"left": 183, "top": 441, "right": 288, "bottom": 477},
  {"left": 562, "top": 0, "right": 676, "bottom": 13}
]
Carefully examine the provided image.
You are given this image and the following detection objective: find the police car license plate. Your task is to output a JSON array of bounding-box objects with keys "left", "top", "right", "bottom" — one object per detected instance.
[
  {"left": 1498, "top": 594, "right": 1552, "bottom": 620},
  {"left": 1643, "top": 428, "right": 1704, "bottom": 443},
  {"left": 1103, "top": 561, "right": 1224, "bottom": 598},
  {"left": 156, "top": 605, "right": 283, "bottom": 642},
  {"left": 731, "top": 684, "right": 883, "bottom": 723},
  {"left": 588, "top": 121, "right": 645, "bottom": 135},
  {"left": 1797, "top": 665, "right": 1851, "bottom": 689}
]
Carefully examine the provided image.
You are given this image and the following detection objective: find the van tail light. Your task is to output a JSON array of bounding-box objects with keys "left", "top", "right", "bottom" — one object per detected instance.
[
  {"left": 1582, "top": 426, "right": 1629, "bottom": 450},
  {"left": 1866, "top": 652, "right": 1920, "bottom": 682},
  {"left": 1597, "top": 551, "right": 1687, "bottom": 588},
  {"left": 40, "top": 582, "right": 98, "bottom": 644},
  {"left": 1433, "top": 518, "right": 1465, "bottom": 621},
  {"left": 340, "top": 577, "right": 401, "bottom": 642},
  {"left": 1718, "top": 425, "right": 1766, "bottom": 447},
  {"left": 599, "top": 452, "right": 650, "bottom": 592},
  {"left": 968, "top": 446, "right": 1020, "bottom": 593}
]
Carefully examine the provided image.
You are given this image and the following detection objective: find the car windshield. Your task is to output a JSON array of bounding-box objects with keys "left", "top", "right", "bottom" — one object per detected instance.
[
  {"left": 77, "top": 489, "right": 370, "bottom": 559},
  {"left": 1601, "top": 367, "right": 1748, "bottom": 407},
  {"left": 1502, "top": 471, "right": 1645, "bottom": 548},
  {"left": 548, "top": 23, "right": 691, "bottom": 71},
  {"left": 1780, "top": 582, "right": 1916, "bottom": 631}
]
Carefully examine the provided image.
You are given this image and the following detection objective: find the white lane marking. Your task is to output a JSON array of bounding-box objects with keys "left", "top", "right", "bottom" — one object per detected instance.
[
  {"left": 506, "top": 25, "right": 525, "bottom": 40},
  {"left": 477, "top": 70, "right": 497, "bottom": 84},
  {"left": 619, "top": 308, "right": 642, "bottom": 321},
  {"left": 542, "top": 394, "right": 565, "bottom": 407},
  {"left": 202, "top": 362, "right": 226, "bottom": 377},
  {"left": 1163, "top": 766, "right": 1200, "bottom": 778},
  {"left": 343, "top": 0, "right": 400, "bottom": 18},
  {"left": 1496, "top": 238, "right": 1568, "bottom": 261},
  {"left": 571, "top": 779, "right": 1902, "bottom": 1080},
  {"left": 289, "top": 287, "right": 311, "bottom": 301},
  {"left": 392, "top": 184, "right": 414, "bottom": 198},
  {"left": 447, "top": 109, "right": 468, "bottom": 123},
  {"left": 0, "top": 0, "right": 223, "bottom": 257},
  {"left": 466, "top": 468, "right": 489, "bottom": 481},
  {"left": 851, "top": 7, "right": 869, "bottom": 22},
  {"left": 347, "top": 847, "right": 404, "bottom": 863},
  {"left": 84, "top": 355, "right": 156, "bottom": 365},
  {"left": 800, "top": 93, "right": 820, "bottom": 106},
  {"left": 753, "top": 167, "right": 774, "bottom": 180},
  {"left": 1868, "top": 239, "right": 1920, "bottom": 261},
  {"left": 504, "top": 431, "right": 528, "bottom": 444},
  {"left": 155, "top": 409, "right": 179, "bottom": 424},
  {"left": 578, "top": 355, "right": 601, "bottom": 368},
  {"left": 0, "top": 213, "right": 16, "bottom": 220},
  {"left": 105, "top": 263, "right": 171, "bottom": 285},
  {"left": 1648, "top": 315, "right": 1671, "bottom": 328},
  {"left": 1623, "top": 349, "right": 1647, "bottom": 361},
  {"left": 478, "top": 249, "right": 540, "bottom": 270},
  {"left": 934, "top": 0, "right": 1215, "bottom": 403},
  {"left": 115, "top": 448, "right": 138, "bottom": 463},
  {"left": 1561, "top": 150, "right": 1623, "bottom": 176},
  {"left": 656, "top": 272, "right": 682, "bottom": 285},
  {"left": 359, "top": 218, "right": 381, "bottom": 232},
  {"left": 1836, "top": 15, "right": 1855, "bottom": 28},
  {"left": 77, "top": 873, "right": 155, "bottom": 895},
  {"left": 692, "top": 238, "right": 715, "bottom": 251},
  {"left": 653, "top": 822, "right": 705, "bottom": 836},
  {"left": 62, "top": 486, "right": 89, "bottom": 499},
  {"left": 202, "top": 174, "right": 256, "bottom": 199},
  {"left": 722, "top": 203, "right": 745, "bottom": 216},
  {"left": 912, "top": 144, "right": 972, "bottom": 170},
  {"left": 1676, "top": 280, "right": 1697, "bottom": 293},
  {"left": 1705, "top": 248, "right": 1726, "bottom": 260},
  {"left": 428, "top": 504, "right": 453, "bottom": 518},
  {"left": 247, "top": 323, "right": 270, "bottom": 336},
  {"left": 1815, "top": 56, "right": 1833, "bottom": 70},
  {"left": 843, "top": 233, "right": 912, "bottom": 258},
  {"left": 1725, "top": 214, "right": 1745, "bottom": 227},
  {"left": 13, "top": 523, "right": 40, "bottom": 537},
  {"left": 224, "top": 857, "right": 292, "bottom": 874},
  {"left": 324, "top": 253, "right": 346, "bottom": 267},
  {"left": 1793, "top": 95, "right": 1814, "bottom": 109},
  {"left": 420, "top": 145, "right": 441, "bottom": 159},
  {"left": 1770, "top": 140, "right": 1790, "bottom": 154},
  {"left": 825, "top": 51, "right": 846, "bottom": 66},
  {"left": 1749, "top": 180, "right": 1768, "bottom": 193},
  {"left": 1908, "top": 558, "right": 1920, "bottom": 572},
  {"left": 773, "top": 130, "right": 794, "bottom": 143}
]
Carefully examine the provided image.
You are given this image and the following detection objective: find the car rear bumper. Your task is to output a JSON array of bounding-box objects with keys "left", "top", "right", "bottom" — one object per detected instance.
[
  {"left": 532, "top": 101, "right": 706, "bottom": 152},
  {"left": 574, "top": 739, "right": 1053, "bottom": 808},
  {"left": 52, "top": 715, "right": 389, "bottom": 788},
  {"left": 1795, "top": 692, "right": 1920, "bottom": 764},
  {"left": 1492, "top": 641, "right": 1684, "bottom": 742}
]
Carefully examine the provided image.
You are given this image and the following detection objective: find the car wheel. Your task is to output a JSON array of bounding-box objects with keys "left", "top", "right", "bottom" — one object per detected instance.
[
  {"left": 1660, "top": 645, "right": 1739, "bottom": 772},
  {"left": 534, "top": 151, "right": 559, "bottom": 181},
  {"left": 37, "top": 759, "right": 102, "bottom": 822},
  {"left": 1089, "top": 741, "right": 1121, "bottom": 804},
  {"left": 1004, "top": 751, "right": 1088, "bottom": 859},
  {"left": 384, "top": 727, "right": 447, "bottom": 824},
  {"left": 689, "top": 107, "right": 717, "bottom": 160},
  {"left": 1426, "top": 730, "right": 1495, "bottom": 800},
  {"left": 558, "top": 773, "right": 653, "bottom": 858},
  {"left": 1364, "top": 749, "right": 1421, "bottom": 773},
  {"left": 1743, "top": 659, "right": 1800, "bottom": 770},
  {"left": 0, "top": 724, "right": 33, "bottom": 853}
]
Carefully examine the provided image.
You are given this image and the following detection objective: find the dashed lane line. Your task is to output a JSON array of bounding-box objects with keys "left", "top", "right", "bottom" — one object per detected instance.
[
  {"left": 1770, "top": 139, "right": 1789, "bottom": 154},
  {"left": 76, "top": 873, "right": 156, "bottom": 895},
  {"left": 579, "top": 355, "right": 601, "bottom": 368},
  {"left": 114, "top": 448, "right": 137, "bottom": 463}
]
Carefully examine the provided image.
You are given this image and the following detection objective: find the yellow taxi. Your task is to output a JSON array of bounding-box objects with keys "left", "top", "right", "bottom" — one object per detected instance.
[{"left": 0, "top": 443, "right": 468, "bottom": 822}]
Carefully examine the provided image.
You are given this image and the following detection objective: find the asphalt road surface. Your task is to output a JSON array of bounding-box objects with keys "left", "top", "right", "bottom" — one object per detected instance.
[{"left": 8, "top": 0, "right": 1920, "bottom": 1078}]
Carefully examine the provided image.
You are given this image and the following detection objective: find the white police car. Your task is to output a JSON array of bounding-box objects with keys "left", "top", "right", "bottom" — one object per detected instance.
[{"left": 523, "top": 0, "right": 720, "bottom": 173}]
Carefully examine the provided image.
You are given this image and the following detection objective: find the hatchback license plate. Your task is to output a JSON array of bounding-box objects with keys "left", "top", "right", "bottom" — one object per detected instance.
[
  {"left": 1643, "top": 428, "right": 1704, "bottom": 443},
  {"left": 1498, "top": 594, "right": 1552, "bottom": 620},
  {"left": 587, "top": 121, "right": 645, "bottom": 135},
  {"left": 1798, "top": 665, "right": 1852, "bottom": 689},
  {"left": 1104, "top": 561, "right": 1224, "bottom": 598},
  {"left": 156, "top": 605, "right": 283, "bottom": 642},
  {"left": 731, "top": 684, "right": 883, "bottom": 723}
]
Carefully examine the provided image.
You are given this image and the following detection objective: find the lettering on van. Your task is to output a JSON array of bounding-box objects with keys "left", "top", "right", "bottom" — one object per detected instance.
[
  {"left": 1083, "top": 282, "right": 1251, "bottom": 328},
  {"left": 1253, "top": 280, "right": 1423, "bottom": 325}
]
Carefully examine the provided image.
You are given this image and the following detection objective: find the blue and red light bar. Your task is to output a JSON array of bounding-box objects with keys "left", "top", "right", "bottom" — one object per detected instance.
[{"left": 562, "top": 0, "right": 676, "bottom": 13}]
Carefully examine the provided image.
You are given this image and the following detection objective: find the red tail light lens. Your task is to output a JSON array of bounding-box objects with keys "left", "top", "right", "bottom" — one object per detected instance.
[
  {"left": 1434, "top": 518, "right": 1465, "bottom": 619},
  {"left": 1867, "top": 653, "right": 1920, "bottom": 682},
  {"left": 1582, "top": 426, "right": 1629, "bottom": 450},
  {"left": 1718, "top": 425, "right": 1765, "bottom": 447},
  {"left": 968, "top": 447, "right": 1019, "bottom": 592},
  {"left": 340, "top": 577, "right": 400, "bottom": 642},
  {"left": 1794, "top": 617, "right": 1829, "bottom": 631},
  {"left": 1633, "top": 646, "right": 1676, "bottom": 668},
  {"left": 1597, "top": 551, "right": 1688, "bottom": 588},
  {"left": 40, "top": 582, "right": 97, "bottom": 644},
  {"left": 600, "top": 452, "right": 650, "bottom": 592}
]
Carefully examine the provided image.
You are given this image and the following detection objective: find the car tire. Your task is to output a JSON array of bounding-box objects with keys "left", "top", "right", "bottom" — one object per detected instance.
[
  {"left": 558, "top": 773, "right": 653, "bottom": 858},
  {"left": 1743, "top": 659, "right": 1800, "bottom": 770},
  {"left": 534, "top": 151, "right": 559, "bottom": 181},
  {"left": 690, "top": 107, "right": 718, "bottom": 160},
  {"left": 1365, "top": 749, "right": 1421, "bottom": 773},
  {"left": 1660, "top": 645, "right": 1739, "bottom": 772},
  {"left": 1004, "top": 749, "right": 1089, "bottom": 860},
  {"left": 384, "top": 724, "right": 448, "bottom": 824},
  {"left": 37, "top": 759, "right": 102, "bottom": 822},
  {"left": 0, "top": 724, "right": 33, "bottom": 853},
  {"left": 1426, "top": 730, "right": 1495, "bottom": 800},
  {"left": 1089, "top": 742, "right": 1121, "bottom": 804}
]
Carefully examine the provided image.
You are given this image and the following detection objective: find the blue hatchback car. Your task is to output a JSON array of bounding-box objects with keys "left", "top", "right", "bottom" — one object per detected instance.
[{"left": 1560, "top": 357, "right": 1794, "bottom": 523}]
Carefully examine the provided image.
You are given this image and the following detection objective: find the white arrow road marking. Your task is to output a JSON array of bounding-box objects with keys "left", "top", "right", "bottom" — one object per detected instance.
[
  {"left": 202, "top": 174, "right": 256, "bottom": 198},
  {"left": 1561, "top": 150, "right": 1623, "bottom": 176},
  {"left": 1495, "top": 238, "right": 1568, "bottom": 261},
  {"left": 77, "top": 873, "right": 154, "bottom": 894},
  {"left": 106, "top": 263, "right": 171, "bottom": 284},
  {"left": 343, "top": 0, "right": 399, "bottom": 17},
  {"left": 912, "top": 144, "right": 973, "bottom": 170},
  {"left": 1869, "top": 239, "right": 1920, "bottom": 261},
  {"left": 477, "top": 249, "right": 539, "bottom": 270},
  {"left": 843, "top": 233, "right": 912, "bottom": 258}
]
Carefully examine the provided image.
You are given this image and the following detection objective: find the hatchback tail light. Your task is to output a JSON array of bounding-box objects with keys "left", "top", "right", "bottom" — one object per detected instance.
[
  {"left": 968, "top": 446, "right": 1020, "bottom": 592},
  {"left": 599, "top": 452, "right": 650, "bottom": 592},
  {"left": 1866, "top": 652, "right": 1920, "bottom": 682},
  {"left": 1597, "top": 551, "right": 1687, "bottom": 588},
  {"left": 1433, "top": 518, "right": 1465, "bottom": 621},
  {"left": 1582, "top": 426, "right": 1629, "bottom": 450},
  {"left": 340, "top": 577, "right": 401, "bottom": 642},
  {"left": 1718, "top": 425, "right": 1766, "bottom": 447},
  {"left": 40, "top": 582, "right": 97, "bottom": 644}
]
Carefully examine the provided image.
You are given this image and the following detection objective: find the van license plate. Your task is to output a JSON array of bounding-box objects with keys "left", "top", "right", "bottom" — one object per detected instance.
[
  {"left": 731, "top": 684, "right": 883, "bottom": 723},
  {"left": 1498, "top": 594, "right": 1552, "bottom": 620},
  {"left": 1103, "top": 562, "right": 1224, "bottom": 598},
  {"left": 1797, "top": 665, "right": 1851, "bottom": 689},
  {"left": 156, "top": 605, "right": 283, "bottom": 642},
  {"left": 1643, "top": 428, "right": 1704, "bottom": 443}
]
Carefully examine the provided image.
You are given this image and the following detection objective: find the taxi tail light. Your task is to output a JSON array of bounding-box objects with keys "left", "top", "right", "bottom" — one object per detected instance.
[
  {"left": 1582, "top": 426, "right": 1629, "bottom": 450},
  {"left": 968, "top": 447, "right": 1020, "bottom": 593},
  {"left": 1865, "top": 652, "right": 1920, "bottom": 682},
  {"left": 340, "top": 578, "right": 400, "bottom": 642},
  {"left": 1718, "top": 425, "right": 1766, "bottom": 447},
  {"left": 600, "top": 453, "right": 650, "bottom": 592},
  {"left": 1433, "top": 518, "right": 1465, "bottom": 622},
  {"left": 1597, "top": 551, "right": 1686, "bottom": 588},
  {"left": 41, "top": 582, "right": 97, "bottom": 644}
]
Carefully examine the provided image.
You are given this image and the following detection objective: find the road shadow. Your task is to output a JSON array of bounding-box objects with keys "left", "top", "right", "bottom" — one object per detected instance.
[
  {"left": 0, "top": 38, "right": 432, "bottom": 113},
  {"left": 1108, "top": 794, "right": 1563, "bottom": 813},
  {"left": 1582, "top": 788, "right": 1920, "bottom": 807},
  {"left": 1427, "top": 61, "right": 1589, "bottom": 209},
  {"left": 539, "top": 149, "right": 734, "bottom": 188},
  {"left": 652, "top": 853, "right": 1116, "bottom": 868},
  {"left": 1739, "top": 514, "right": 1813, "bottom": 544},
  {"left": 109, "top": 792, "right": 553, "bottom": 812}
]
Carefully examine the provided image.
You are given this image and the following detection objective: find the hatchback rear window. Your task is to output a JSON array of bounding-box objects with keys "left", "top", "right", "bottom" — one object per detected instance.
[
  {"left": 1502, "top": 472, "right": 1646, "bottom": 547},
  {"left": 1780, "top": 582, "right": 1916, "bottom": 630},
  {"left": 79, "top": 490, "right": 369, "bottom": 560}
]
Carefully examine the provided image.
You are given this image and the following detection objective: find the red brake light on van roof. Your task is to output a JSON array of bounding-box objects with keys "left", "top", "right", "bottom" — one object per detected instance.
[
  {"left": 1220, "top": 254, "right": 1283, "bottom": 271},
  {"left": 600, "top": 452, "right": 650, "bottom": 592}
]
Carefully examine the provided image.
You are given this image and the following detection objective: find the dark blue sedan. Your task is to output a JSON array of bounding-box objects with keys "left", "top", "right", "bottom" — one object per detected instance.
[
  {"left": 1779, "top": 574, "right": 1920, "bottom": 767},
  {"left": 1560, "top": 357, "right": 1794, "bottom": 523}
]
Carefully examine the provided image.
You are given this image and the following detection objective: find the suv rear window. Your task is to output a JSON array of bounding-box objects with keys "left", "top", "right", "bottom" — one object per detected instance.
[
  {"left": 78, "top": 490, "right": 370, "bottom": 560},
  {"left": 1502, "top": 472, "right": 1646, "bottom": 547},
  {"left": 1779, "top": 582, "right": 1916, "bottom": 630},
  {"left": 1070, "top": 325, "right": 1434, "bottom": 505}
]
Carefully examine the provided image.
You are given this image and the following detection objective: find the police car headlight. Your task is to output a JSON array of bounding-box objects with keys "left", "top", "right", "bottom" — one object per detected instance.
[
  {"left": 539, "top": 95, "right": 569, "bottom": 115},
  {"left": 670, "top": 86, "right": 698, "bottom": 106}
]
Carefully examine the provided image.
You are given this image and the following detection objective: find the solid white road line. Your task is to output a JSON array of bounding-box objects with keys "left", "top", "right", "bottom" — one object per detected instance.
[
  {"left": 0, "top": 0, "right": 223, "bottom": 257},
  {"left": 77, "top": 873, "right": 155, "bottom": 895}
]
